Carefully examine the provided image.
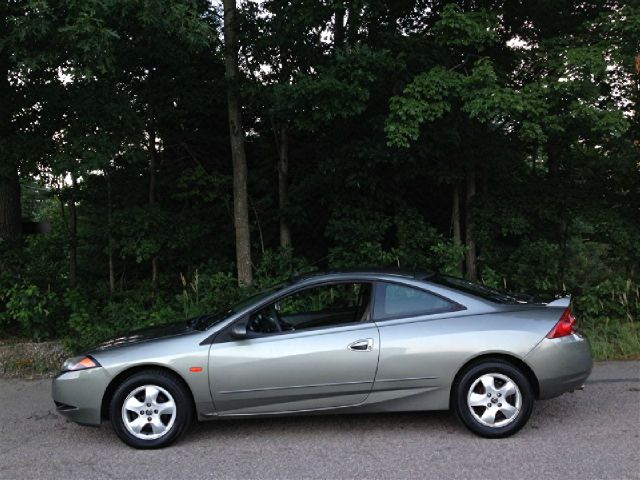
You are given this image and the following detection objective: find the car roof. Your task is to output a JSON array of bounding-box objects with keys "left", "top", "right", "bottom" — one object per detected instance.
[
  {"left": 289, "top": 268, "right": 435, "bottom": 284},
  {"left": 286, "top": 269, "right": 518, "bottom": 312}
]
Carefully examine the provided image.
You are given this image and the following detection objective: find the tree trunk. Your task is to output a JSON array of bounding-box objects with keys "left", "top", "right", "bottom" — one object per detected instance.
[
  {"left": 451, "top": 182, "right": 463, "bottom": 275},
  {"left": 68, "top": 175, "right": 78, "bottom": 288},
  {"left": 277, "top": 123, "right": 291, "bottom": 251},
  {"left": 547, "top": 139, "right": 561, "bottom": 180},
  {"left": 464, "top": 169, "right": 477, "bottom": 282},
  {"left": 346, "top": 6, "right": 359, "bottom": 44},
  {"left": 334, "top": 6, "right": 345, "bottom": 50},
  {"left": 0, "top": 163, "right": 21, "bottom": 241},
  {"left": 107, "top": 170, "right": 115, "bottom": 294},
  {"left": 547, "top": 139, "right": 567, "bottom": 286},
  {"left": 0, "top": 12, "right": 21, "bottom": 244},
  {"left": 148, "top": 130, "right": 159, "bottom": 291},
  {"left": 635, "top": 54, "right": 640, "bottom": 128},
  {"left": 275, "top": 44, "right": 292, "bottom": 255},
  {"left": 223, "top": 0, "right": 253, "bottom": 287}
]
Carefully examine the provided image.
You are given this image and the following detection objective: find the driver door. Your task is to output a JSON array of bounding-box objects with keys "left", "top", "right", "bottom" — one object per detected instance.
[{"left": 208, "top": 282, "right": 380, "bottom": 415}]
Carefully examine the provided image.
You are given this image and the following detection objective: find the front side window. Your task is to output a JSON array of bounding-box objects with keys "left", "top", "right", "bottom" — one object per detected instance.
[
  {"left": 247, "top": 282, "right": 372, "bottom": 334},
  {"left": 373, "top": 282, "right": 457, "bottom": 320}
]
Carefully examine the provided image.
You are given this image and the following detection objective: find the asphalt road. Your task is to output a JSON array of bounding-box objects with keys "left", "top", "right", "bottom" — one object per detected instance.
[{"left": 0, "top": 361, "right": 638, "bottom": 480}]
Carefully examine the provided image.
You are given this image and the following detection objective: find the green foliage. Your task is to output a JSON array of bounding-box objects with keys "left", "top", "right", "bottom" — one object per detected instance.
[
  {"left": 326, "top": 208, "right": 396, "bottom": 268},
  {"left": 62, "top": 289, "right": 103, "bottom": 351},
  {"left": 505, "top": 240, "right": 562, "bottom": 292},
  {"left": 62, "top": 288, "right": 181, "bottom": 352},
  {"left": 324, "top": 206, "right": 465, "bottom": 274},
  {"left": 432, "top": 4, "right": 498, "bottom": 51},
  {"left": 386, "top": 66, "right": 463, "bottom": 147},
  {"left": 0, "top": 283, "right": 61, "bottom": 341},
  {"left": 393, "top": 209, "right": 465, "bottom": 275},
  {"left": 576, "top": 278, "right": 639, "bottom": 326},
  {"left": 55, "top": 249, "right": 315, "bottom": 352},
  {"left": 288, "top": 47, "right": 399, "bottom": 130},
  {"left": 576, "top": 278, "right": 640, "bottom": 360},
  {"left": 114, "top": 205, "right": 171, "bottom": 263},
  {"left": 252, "top": 248, "right": 315, "bottom": 289},
  {"left": 178, "top": 270, "right": 241, "bottom": 320}
]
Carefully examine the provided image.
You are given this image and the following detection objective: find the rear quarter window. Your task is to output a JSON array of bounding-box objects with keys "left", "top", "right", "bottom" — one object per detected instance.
[
  {"left": 429, "top": 274, "right": 518, "bottom": 304},
  {"left": 373, "top": 282, "right": 459, "bottom": 320}
]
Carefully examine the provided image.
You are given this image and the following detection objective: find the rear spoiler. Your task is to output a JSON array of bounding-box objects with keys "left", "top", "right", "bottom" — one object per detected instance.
[{"left": 546, "top": 296, "right": 571, "bottom": 308}]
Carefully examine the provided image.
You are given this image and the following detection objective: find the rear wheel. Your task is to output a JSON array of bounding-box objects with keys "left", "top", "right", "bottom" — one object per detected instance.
[
  {"left": 453, "top": 360, "right": 534, "bottom": 438},
  {"left": 109, "top": 370, "right": 193, "bottom": 448}
]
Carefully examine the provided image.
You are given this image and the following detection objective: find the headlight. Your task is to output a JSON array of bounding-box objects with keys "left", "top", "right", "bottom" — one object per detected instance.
[{"left": 62, "top": 355, "right": 101, "bottom": 372}]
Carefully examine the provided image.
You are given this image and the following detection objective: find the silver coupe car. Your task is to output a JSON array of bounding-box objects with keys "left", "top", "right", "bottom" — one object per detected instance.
[{"left": 52, "top": 270, "right": 592, "bottom": 448}]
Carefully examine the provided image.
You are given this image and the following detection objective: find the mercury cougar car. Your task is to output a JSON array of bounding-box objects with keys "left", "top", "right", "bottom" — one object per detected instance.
[{"left": 52, "top": 270, "right": 592, "bottom": 448}]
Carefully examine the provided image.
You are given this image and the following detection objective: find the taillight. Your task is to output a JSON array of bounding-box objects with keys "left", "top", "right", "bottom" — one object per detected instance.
[{"left": 547, "top": 307, "right": 577, "bottom": 338}]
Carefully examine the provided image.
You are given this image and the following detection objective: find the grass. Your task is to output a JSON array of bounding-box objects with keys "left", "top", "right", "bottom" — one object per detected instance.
[{"left": 581, "top": 318, "right": 640, "bottom": 361}]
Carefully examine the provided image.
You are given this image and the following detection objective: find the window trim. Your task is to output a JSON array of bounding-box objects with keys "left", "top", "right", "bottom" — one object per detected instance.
[
  {"left": 213, "top": 280, "right": 375, "bottom": 343},
  {"left": 371, "top": 280, "right": 465, "bottom": 322}
]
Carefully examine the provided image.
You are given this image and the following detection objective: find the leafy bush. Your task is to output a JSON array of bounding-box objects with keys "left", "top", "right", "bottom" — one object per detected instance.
[
  {"left": 326, "top": 207, "right": 396, "bottom": 268},
  {"left": 252, "top": 248, "right": 315, "bottom": 288},
  {"left": 63, "top": 288, "right": 181, "bottom": 352},
  {"left": 0, "top": 283, "right": 61, "bottom": 341},
  {"left": 393, "top": 209, "right": 465, "bottom": 274},
  {"left": 1, "top": 222, "right": 638, "bottom": 361},
  {"left": 60, "top": 248, "right": 315, "bottom": 352},
  {"left": 178, "top": 270, "right": 240, "bottom": 320},
  {"left": 576, "top": 278, "right": 639, "bottom": 324},
  {"left": 574, "top": 278, "right": 639, "bottom": 360},
  {"left": 325, "top": 207, "right": 465, "bottom": 273}
]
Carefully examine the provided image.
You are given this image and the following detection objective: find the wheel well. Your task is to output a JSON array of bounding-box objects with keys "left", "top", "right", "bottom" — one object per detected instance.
[
  {"left": 101, "top": 365, "right": 196, "bottom": 420},
  {"left": 450, "top": 353, "right": 540, "bottom": 404}
]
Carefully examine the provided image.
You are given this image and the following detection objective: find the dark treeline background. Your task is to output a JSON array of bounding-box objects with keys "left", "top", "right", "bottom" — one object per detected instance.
[{"left": 0, "top": 0, "right": 638, "bottom": 357}]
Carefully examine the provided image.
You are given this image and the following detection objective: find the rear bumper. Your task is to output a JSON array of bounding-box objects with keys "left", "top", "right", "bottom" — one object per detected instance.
[
  {"left": 51, "top": 367, "right": 112, "bottom": 426},
  {"left": 524, "top": 333, "right": 593, "bottom": 399}
]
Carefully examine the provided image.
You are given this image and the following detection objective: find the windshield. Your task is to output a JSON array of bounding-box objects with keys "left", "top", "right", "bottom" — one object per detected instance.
[
  {"left": 429, "top": 274, "right": 518, "bottom": 304},
  {"left": 189, "top": 283, "right": 285, "bottom": 330}
]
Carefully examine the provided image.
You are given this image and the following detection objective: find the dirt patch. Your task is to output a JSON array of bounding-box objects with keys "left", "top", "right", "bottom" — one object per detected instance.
[{"left": 0, "top": 341, "right": 68, "bottom": 378}]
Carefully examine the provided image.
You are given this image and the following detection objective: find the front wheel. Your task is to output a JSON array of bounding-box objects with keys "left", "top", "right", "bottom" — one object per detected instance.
[
  {"left": 109, "top": 370, "right": 193, "bottom": 448},
  {"left": 453, "top": 361, "right": 534, "bottom": 438}
]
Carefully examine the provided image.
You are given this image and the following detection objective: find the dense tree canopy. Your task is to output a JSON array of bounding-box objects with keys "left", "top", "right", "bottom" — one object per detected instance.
[{"left": 0, "top": 0, "right": 638, "bottom": 357}]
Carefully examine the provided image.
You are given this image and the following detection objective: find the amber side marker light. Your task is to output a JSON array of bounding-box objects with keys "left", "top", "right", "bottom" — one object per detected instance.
[{"left": 189, "top": 366, "right": 203, "bottom": 373}]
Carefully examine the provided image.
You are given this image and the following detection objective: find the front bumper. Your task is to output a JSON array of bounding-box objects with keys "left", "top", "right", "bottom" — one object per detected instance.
[
  {"left": 525, "top": 332, "right": 593, "bottom": 399},
  {"left": 51, "top": 367, "right": 112, "bottom": 426}
]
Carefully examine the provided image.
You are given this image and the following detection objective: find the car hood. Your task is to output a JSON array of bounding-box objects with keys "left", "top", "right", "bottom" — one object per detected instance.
[{"left": 88, "top": 322, "right": 193, "bottom": 353}]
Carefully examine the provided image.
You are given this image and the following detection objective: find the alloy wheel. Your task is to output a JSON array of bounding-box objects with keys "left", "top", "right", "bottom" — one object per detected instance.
[
  {"left": 121, "top": 385, "right": 177, "bottom": 440},
  {"left": 466, "top": 372, "right": 522, "bottom": 428}
]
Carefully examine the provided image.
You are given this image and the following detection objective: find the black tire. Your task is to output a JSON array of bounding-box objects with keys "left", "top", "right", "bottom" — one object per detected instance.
[
  {"left": 109, "top": 369, "right": 193, "bottom": 449},
  {"left": 453, "top": 360, "right": 534, "bottom": 438}
]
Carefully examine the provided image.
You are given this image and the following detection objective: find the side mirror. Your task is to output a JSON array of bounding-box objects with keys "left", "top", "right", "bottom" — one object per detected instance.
[{"left": 230, "top": 323, "right": 248, "bottom": 340}]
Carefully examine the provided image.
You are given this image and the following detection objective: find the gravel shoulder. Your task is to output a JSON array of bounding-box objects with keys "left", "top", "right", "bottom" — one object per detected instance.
[{"left": 0, "top": 361, "right": 638, "bottom": 480}]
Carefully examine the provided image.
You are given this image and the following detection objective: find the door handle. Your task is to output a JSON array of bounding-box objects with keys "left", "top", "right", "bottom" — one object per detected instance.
[{"left": 348, "top": 338, "right": 374, "bottom": 351}]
